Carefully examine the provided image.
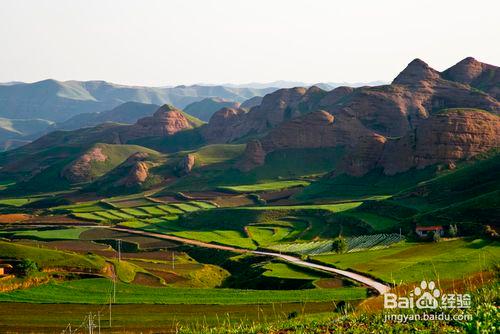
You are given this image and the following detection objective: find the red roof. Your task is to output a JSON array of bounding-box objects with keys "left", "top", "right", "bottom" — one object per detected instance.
[{"left": 416, "top": 226, "right": 443, "bottom": 231}]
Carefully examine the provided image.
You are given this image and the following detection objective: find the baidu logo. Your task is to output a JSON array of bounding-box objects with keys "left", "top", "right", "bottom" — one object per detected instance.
[{"left": 384, "top": 280, "right": 471, "bottom": 310}]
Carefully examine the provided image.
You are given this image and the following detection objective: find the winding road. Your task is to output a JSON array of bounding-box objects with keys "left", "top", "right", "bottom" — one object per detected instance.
[{"left": 109, "top": 226, "right": 391, "bottom": 294}]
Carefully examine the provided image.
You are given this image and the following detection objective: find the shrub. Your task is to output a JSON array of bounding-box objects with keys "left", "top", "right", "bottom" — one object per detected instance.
[
  {"left": 448, "top": 224, "right": 458, "bottom": 237},
  {"left": 17, "top": 259, "right": 38, "bottom": 277},
  {"left": 331, "top": 237, "right": 348, "bottom": 254},
  {"left": 432, "top": 231, "right": 441, "bottom": 243},
  {"left": 287, "top": 311, "right": 298, "bottom": 319},
  {"left": 483, "top": 225, "right": 499, "bottom": 240}
]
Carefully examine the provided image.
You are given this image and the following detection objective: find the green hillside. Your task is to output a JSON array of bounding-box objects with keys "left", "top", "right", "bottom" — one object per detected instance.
[{"left": 183, "top": 97, "right": 240, "bottom": 121}]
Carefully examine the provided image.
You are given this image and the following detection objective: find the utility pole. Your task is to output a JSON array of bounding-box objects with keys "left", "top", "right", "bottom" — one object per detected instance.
[
  {"left": 109, "top": 294, "right": 112, "bottom": 328},
  {"left": 87, "top": 312, "right": 94, "bottom": 334},
  {"left": 97, "top": 311, "right": 101, "bottom": 334},
  {"left": 117, "top": 239, "right": 122, "bottom": 262},
  {"left": 113, "top": 273, "right": 116, "bottom": 303}
]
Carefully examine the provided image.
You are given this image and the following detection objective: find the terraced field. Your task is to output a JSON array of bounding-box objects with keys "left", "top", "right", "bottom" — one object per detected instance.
[{"left": 60, "top": 198, "right": 217, "bottom": 228}]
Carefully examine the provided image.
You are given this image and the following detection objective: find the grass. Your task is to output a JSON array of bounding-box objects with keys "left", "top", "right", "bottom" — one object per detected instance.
[
  {"left": 157, "top": 204, "right": 185, "bottom": 214},
  {"left": 295, "top": 166, "right": 438, "bottom": 201},
  {"left": 94, "top": 211, "right": 123, "bottom": 220},
  {"left": 218, "top": 180, "right": 310, "bottom": 193},
  {"left": 168, "top": 147, "right": 346, "bottom": 191},
  {"left": 120, "top": 208, "right": 151, "bottom": 217},
  {"left": 119, "top": 221, "right": 149, "bottom": 228},
  {"left": 110, "top": 259, "right": 147, "bottom": 283},
  {"left": 313, "top": 239, "right": 500, "bottom": 283},
  {"left": 144, "top": 202, "right": 368, "bottom": 249},
  {"left": 188, "top": 201, "right": 216, "bottom": 209},
  {"left": 341, "top": 212, "right": 400, "bottom": 231},
  {"left": 71, "top": 212, "right": 107, "bottom": 222},
  {"left": 0, "top": 198, "right": 32, "bottom": 207},
  {"left": 0, "top": 278, "right": 368, "bottom": 304},
  {"left": 247, "top": 225, "right": 293, "bottom": 246},
  {"left": 69, "top": 143, "right": 161, "bottom": 182},
  {"left": 0, "top": 227, "right": 89, "bottom": 240},
  {"left": 56, "top": 201, "right": 110, "bottom": 213},
  {"left": 0, "top": 240, "right": 106, "bottom": 270},
  {"left": 262, "top": 263, "right": 324, "bottom": 280},
  {"left": 139, "top": 206, "right": 169, "bottom": 215},
  {"left": 169, "top": 202, "right": 200, "bottom": 212},
  {"left": 171, "top": 230, "right": 257, "bottom": 249},
  {"left": 192, "top": 144, "right": 245, "bottom": 165},
  {"left": 106, "top": 210, "right": 136, "bottom": 219},
  {"left": 248, "top": 203, "right": 362, "bottom": 212}
]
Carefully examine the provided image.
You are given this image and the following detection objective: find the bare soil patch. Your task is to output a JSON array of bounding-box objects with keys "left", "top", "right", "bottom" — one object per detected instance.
[
  {"left": 0, "top": 214, "right": 32, "bottom": 223},
  {"left": 132, "top": 272, "right": 164, "bottom": 287}
]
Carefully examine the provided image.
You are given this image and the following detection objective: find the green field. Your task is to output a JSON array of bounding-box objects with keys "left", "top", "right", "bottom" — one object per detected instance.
[
  {"left": 218, "top": 180, "right": 310, "bottom": 193},
  {"left": 340, "top": 212, "right": 400, "bottom": 231},
  {"left": 0, "top": 227, "right": 89, "bottom": 240},
  {"left": 313, "top": 239, "right": 500, "bottom": 283},
  {"left": 262, "top": 262, "right": 325, "bottom": 280},
  {"left": 0, "top": 278, "right": 367, "bottom": 304},
  {"left": 171, "top": 230, "right": 257, "bottom": 249},
  {"left": 0, "top": 198, "right": 32, "bottom": 207},
  {"left": 0, "top": 241, "right": 106, "bottom": 270}
]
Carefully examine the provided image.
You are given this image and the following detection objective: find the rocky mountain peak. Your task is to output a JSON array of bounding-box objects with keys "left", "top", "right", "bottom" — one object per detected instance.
[
  {"left": 135, "top": 104, "right": 194, "bottom": 136},
  {"left": 392, "top": 58, "right": 441, "bottom": 85},
  {"left": 153, "top": 104, "right": 179, "bottom": 117}
]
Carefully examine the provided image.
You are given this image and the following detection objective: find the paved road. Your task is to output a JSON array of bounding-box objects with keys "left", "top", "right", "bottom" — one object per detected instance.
[{"left": 110, "top": 226, "right": 391, "bottom": 294}]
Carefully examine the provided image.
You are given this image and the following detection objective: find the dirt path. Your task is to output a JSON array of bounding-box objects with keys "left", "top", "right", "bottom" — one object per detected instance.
[{"left": 109, "top": 227, "right": 391, "bottom": 294}]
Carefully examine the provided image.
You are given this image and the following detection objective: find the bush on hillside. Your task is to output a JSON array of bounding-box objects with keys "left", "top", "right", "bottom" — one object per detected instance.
[
  {"left": 331, "top": 237, "right": 348, "bottom": 254},
  {"left": 432, "top": 231, "right": 441, "bottom": 243}
]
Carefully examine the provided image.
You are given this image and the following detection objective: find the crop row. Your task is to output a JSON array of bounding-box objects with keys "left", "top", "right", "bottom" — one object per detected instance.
[
  {"left": 71, "top": 201, "right": 216, "bottom": 223},
  {"left": 268, "top": 233, "right": 405, "bottom": 255}
]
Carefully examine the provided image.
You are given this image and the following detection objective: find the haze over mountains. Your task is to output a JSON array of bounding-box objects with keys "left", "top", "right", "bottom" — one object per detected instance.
[
  {"left": 0, "top": 79, "right": 387, "bottom": 150},
  {"left": 0, "top": 57, "right": 498, "bottom": 202}
]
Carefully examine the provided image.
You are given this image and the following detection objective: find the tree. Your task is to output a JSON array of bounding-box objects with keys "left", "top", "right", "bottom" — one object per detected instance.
[
  {"left": 432, "top": 231, "right": 441, "bottom": 243},
  {"left": 332, "top": 237, "right": 348, "bottom": 254},
  {"left": 483, "top": 225, "right": 499, "bottom": 240},
  {"left": 18, "top": 259, "right": 38, "bottom": 277},
  {"left": 448, "top": 224, "right": 458, "bottom": 237}
]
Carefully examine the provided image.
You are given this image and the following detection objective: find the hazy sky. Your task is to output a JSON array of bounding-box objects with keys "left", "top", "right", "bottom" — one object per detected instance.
[{"left": 1, "top": 0, "right": 498, "bottom": 86}]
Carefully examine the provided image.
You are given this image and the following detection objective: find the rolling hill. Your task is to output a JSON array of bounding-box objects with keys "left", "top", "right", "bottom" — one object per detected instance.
[
  {"left": 0, "top": 80, "right": 276, "bottom": 122},
  {"left": 53, "top": 102, "right": 159, "bottom": 131},
  {"left": 0, "top": 57, "right": 498, "bottom": 200},
  {"left": 183, "top": 98, "right": 241, "bottom": 122}
]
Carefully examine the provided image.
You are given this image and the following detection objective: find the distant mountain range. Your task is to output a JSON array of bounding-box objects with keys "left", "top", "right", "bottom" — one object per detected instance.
[
  {"left": 0, "top": 79, "right": 386, "bottom": 150},
  {"left": 1, "top": 57, "right": 497, "bottom": 199},
  {"left": 0, "top": 79, "right": 276, "bottom": 122},
  {"left": 0, "top": 80, "right": 277, "bottom": 150},
  {"left": 201, "top": 80, "right": 387, "bottom": 90}
]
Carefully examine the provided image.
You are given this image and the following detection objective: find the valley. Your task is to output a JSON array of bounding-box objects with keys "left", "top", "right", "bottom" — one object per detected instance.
[{"left": 0, "top": 57, "right": 498, "bottom": 333}]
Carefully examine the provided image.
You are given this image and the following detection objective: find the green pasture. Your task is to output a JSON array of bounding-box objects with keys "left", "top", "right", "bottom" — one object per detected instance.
[
  {"left": 0, "top": 278, "right": 368, "bottom": 304},
  {"left": 313, "top": 239, "right": 500, "bottom": 283}
]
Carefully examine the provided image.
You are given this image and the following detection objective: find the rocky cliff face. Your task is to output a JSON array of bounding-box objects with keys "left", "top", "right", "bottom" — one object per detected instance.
[
  {"left": 380, "top": 109, "right": 500, "bottom": 174},
  {"left": 442, "top": 57, "right": 500, "bottom": 100},
  {"left": 62, "top": 146, "right": 108, "bottom": 183},
  {"left": 237, "top": 58, "right": 500, "bottom": 176},
  {"left": 117, "top": 152, "right": 151, "bottom": 187},
  {"left": 201, "top": 86, "right": 328, "bottom": 143},
  {"left": 177, "top": 153, "right": 196, "bottom": 175},
  {"left": 131, "top": 104, "right": 197, "bottom": 137},
  {"left": 201, "top": 107, "right": 247, "bottom": 143}
]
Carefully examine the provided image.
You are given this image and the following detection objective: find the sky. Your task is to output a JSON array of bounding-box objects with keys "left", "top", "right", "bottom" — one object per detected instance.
[{"left": 0, "top": 0, "right": 499, "bottom": 86}]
